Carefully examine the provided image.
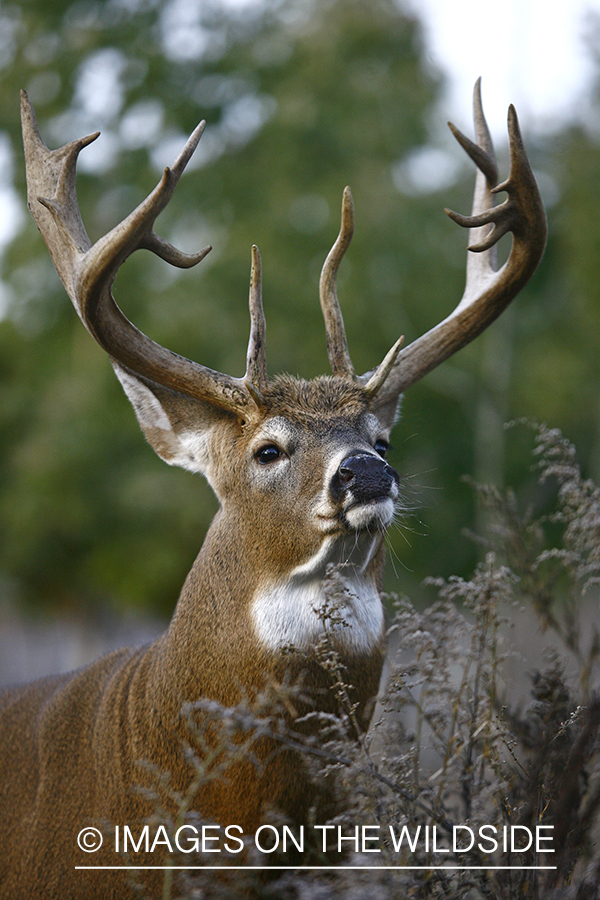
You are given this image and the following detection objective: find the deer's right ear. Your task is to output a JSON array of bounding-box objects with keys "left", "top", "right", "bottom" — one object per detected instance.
[{"left": 112, "top": 363, "right": 219, "bottom": 476}]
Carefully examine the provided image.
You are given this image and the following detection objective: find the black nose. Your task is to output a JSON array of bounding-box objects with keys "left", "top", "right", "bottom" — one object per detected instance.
[{"left": 331, "top": 453, "right": 399, "bottom": 503}]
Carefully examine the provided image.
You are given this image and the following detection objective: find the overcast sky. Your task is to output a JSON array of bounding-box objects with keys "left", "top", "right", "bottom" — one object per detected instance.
[{"left": 409, "top": 0, "right": 600, "bottom": 137}]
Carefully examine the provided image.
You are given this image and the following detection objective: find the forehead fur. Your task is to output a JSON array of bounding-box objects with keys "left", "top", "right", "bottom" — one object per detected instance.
[{"left": 261, "top": 374, "right": 369, "bottom": 422}]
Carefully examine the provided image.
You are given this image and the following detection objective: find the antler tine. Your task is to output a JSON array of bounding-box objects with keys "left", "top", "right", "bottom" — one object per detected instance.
[
  {"left": 362, "top": 80, "right": 547, "bottom": 404},
  {"left": 446, "top": 97, "right": 547, "bottom": 286},
  {"left": 244, "top": 244, "right": 268, "bottom": 404},
  {"left": 21, "top": 90, "right": 99, "bottom": 284},
  {"left": 363, "top": 336, "right": 404, "bottom": 397},
  {"left": 448, "top": 77, "right": 499, "bottom": 288},
  {"left": 21, "top": 90, "right": 259, "bottom": 418},
  {"left": 319, "top": 186, "right": 356, "bottom": 378}
]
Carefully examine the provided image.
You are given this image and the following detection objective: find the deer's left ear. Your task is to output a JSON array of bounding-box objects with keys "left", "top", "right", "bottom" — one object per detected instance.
[{"left": 112, "top": 362, "right": 225, "bottom": 476}]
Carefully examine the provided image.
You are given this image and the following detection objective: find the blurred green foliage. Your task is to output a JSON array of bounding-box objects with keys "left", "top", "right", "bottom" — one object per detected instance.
[{"left": 0, "top": 0, "right": 598, "bottom": 617}]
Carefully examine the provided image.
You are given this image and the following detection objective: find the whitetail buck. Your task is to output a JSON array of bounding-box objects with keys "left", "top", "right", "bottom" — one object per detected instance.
[{"left": 0, "top": 81, "right": 545, "bottom": 898}]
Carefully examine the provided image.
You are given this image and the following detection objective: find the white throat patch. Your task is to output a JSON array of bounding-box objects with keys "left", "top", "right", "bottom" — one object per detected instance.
[{"left": 250, "top": 534, "right": 384, "bottom": 654}]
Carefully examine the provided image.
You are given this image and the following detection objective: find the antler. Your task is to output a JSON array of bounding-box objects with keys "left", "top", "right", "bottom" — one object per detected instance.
[
  {"left": 23, "top": 82, "right": 545, "bottom": 417},
  {"left": 319, "top": 186, "right": 405, "bottom": 392},
  {"left": 321, "top": 79, "right": 547, "bottom": 402},
  {"left": 20, "top": 90, "right": 267, "bottom": 418},
  {"left": 319, "top": 185, "right": 356, "bottom": 378}
]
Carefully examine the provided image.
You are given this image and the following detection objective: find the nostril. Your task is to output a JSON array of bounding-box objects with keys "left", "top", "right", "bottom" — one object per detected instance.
[{"left": 338, "top": 465, "right": 355, "bottom": 486}]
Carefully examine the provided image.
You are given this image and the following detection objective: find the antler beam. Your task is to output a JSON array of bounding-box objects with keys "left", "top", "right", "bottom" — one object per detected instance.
[
  {"left": 23, "top": 81, "right": 546, "bottom": 417},
  {"left": 360, "top": 78, "right": 547, "bottom": 402},
  {"left": 21, "top": 90, "right": 265, "bottom": 417}
]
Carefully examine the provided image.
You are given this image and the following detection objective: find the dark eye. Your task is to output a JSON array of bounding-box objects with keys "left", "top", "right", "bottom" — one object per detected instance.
[
  {"left": 255, "top": 444, "right": 283, "bottom": 465},
  {"left": 374, "top": 439, "right": 389, "bottom": 459}
]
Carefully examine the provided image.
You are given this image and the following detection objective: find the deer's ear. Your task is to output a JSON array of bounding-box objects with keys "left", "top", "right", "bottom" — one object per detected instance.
[
  {"left": 112, "top": 363, "right": 223, "bottom": 475},
  {"left": 371, "top": 392, "right": 402, "bottom": 434}
]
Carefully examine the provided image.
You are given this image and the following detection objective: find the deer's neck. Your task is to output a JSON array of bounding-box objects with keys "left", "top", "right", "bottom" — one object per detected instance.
[
  {"left": 156, "top": 509, "right": 385, "bottom": 708},
  {"left": 123, "top": 512, "right": 385, "bottom": 830}
]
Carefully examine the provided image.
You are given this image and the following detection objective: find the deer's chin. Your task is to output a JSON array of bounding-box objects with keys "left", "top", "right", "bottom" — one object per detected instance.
[
  {"left": 345, "top": 497, "right": 396, "bottom": 532},
  {"left": 316, "top": 497, "right": 396, "bottom": 535}
]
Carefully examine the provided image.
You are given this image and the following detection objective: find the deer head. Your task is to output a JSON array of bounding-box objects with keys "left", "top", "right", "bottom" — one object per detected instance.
[{"left": 0, "top": 83, "right": 546, "bottom": 894}]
